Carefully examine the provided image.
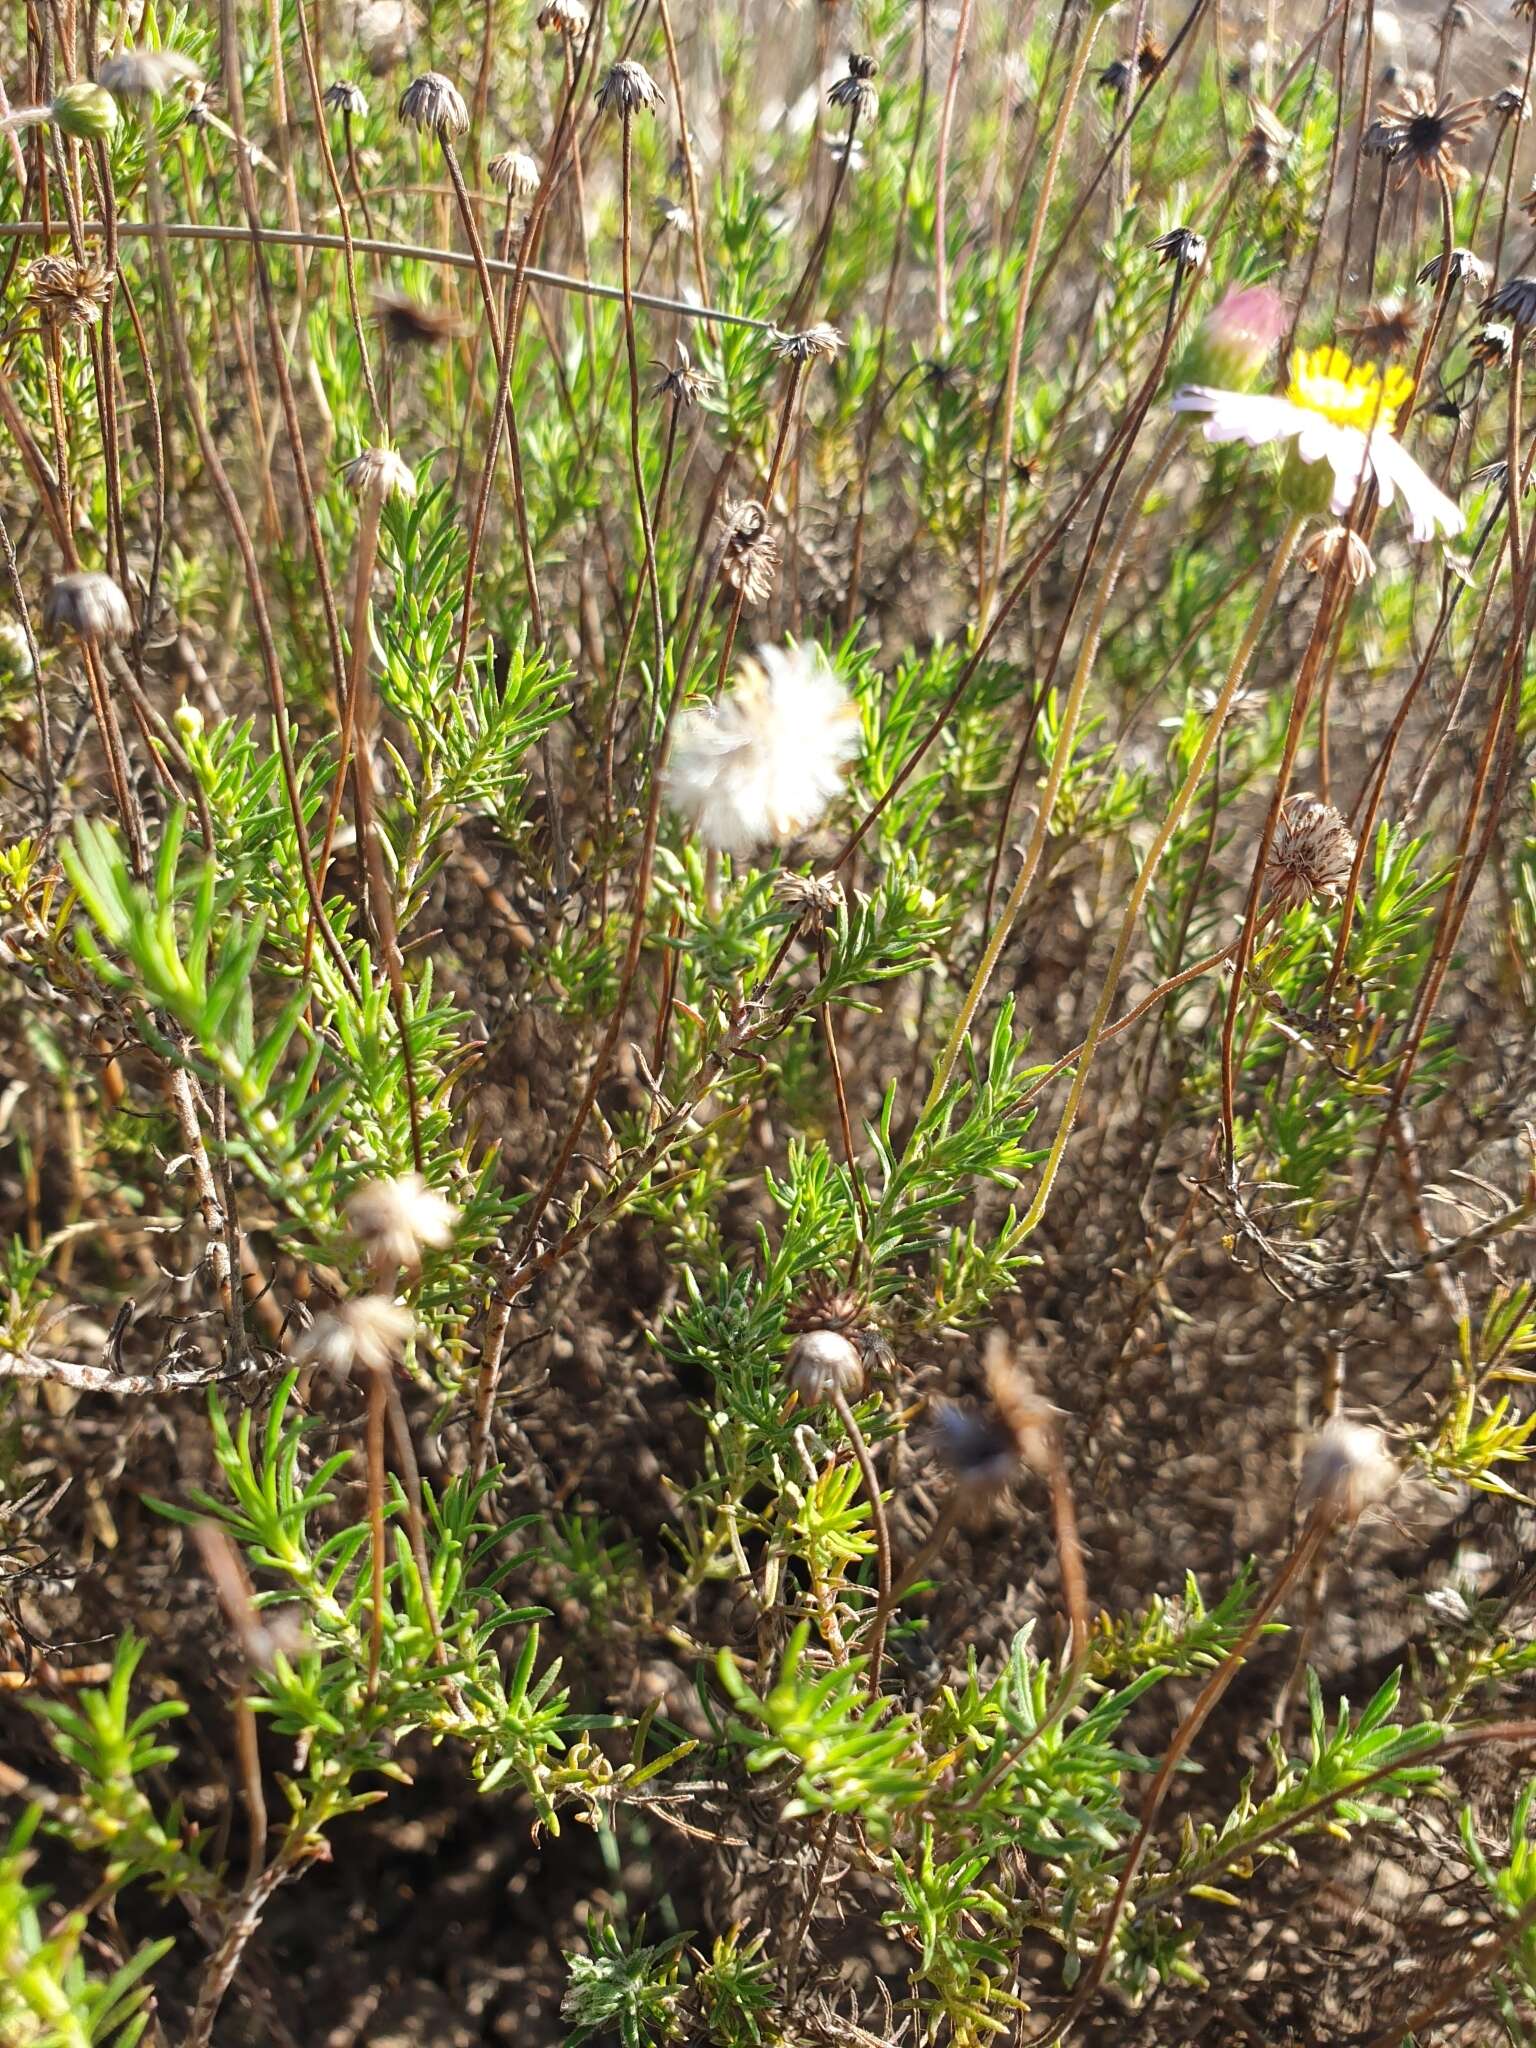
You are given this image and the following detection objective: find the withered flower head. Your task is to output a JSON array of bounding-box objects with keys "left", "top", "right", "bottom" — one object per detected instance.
[
  {"left": 1376, "top": 84, "right": 1483, "bottom": 180},
  {"left": 397, "top": 70, "right": 469, "bottom": 136},
  {"left": 1493, "top": 87, "right": 1531, "bottom": 121},
  {"left": 1361, "top": 116, "right": 1403, "bottom": 160},
  {"left": 933, "top": 1337, "right": 1056, "bottom": 1501},
  {"left": 772, "top": 322, "right": 844, "bottom": 363},
  {"left": 1416, "top": 245, "right": 1489, "bottom": 290},
  {"left": 828, "top": 53, "right": 879, "bottom": 123},
  {"left": 784, "top": 1285, "right": 867, "bottom": 1405},
  {"left": 1470, "top": 320, "right": 1514, "bottom": 368},
  {"left": 1299, "top": 525, "right": 1376, "bottom": 587},
  {"left": 654, "top": 340, "right": 714, "bottom": 407},
  {"left": 43, "top": 571, "right": 131, "bottom": 646},
  {"left": 717, "top": 499, "right": 780, "bottom": 608},
  {"left": 1264, "top": 792, "right": 1357, "bottom": 912},
  {"left": 27, "top": 255, "right": 112, "bottom": 329},
  {"left": 1137, "top": 33, "right": 1166, "bottom": 78},
  {"left": 595, "top": 60, "right": 664, "bottom": 117},
  {"left": 1338, "top": 296, "right": 1417, "bottom": 354},
  {"left": 1150, "top": 226, "right": 1207, "bottom": 271},
  {"left": 98, "top": 46, "right": 200, "bottom": 99},
  {"left": 655, "top": 195, "right": 692, "bottom": 236},
  {"left": 1242, "top": 99, "right": 1293, "bottom": 185},
  {"left": 776, "top": 869, "right": 843, "bottom": 933},
  {"left": 342, "top": 446, "right": 417, "bottom": 501},
  {"left": 537, "top": 0, "right": 590, "bottom": 33},
  {"left": 1298, "top": 1418, "right": 1396, "bottom": 1526},
  {"left": 323, "top": 79, "right": 370, "bottom": 118},
  {"left": 345, "top": 1171, "right": 457, "bottom": 1274},
  {"left": 1483, "top": 274, "right": 1536, "bottom": 326},
  {"left": 488, "top": 145, "right": 540, "bottom": 197},
  {"left": 372, "top": 288, "right": 466, "bottom": 347},
  {"left": 1097, "top": 57, "right": 1132, "bottom": 94},
  {"left": 295, "top": 1295, "right": 414, "bottom": 1377}
]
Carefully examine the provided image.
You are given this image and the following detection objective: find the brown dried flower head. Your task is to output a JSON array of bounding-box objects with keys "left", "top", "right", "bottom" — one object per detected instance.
[
  {"left": 372, "top": 289, "right": 467, "bottom": 347},
  {"left": 1376, "top": 84, "right": 1482, "bottom": 181},
  {"left": 785, "top": 1327, "right": 865, "bottom": 1405},
  {"left": 1484, "top": 275, "right": 1536, "bottom": 326},
  {"left": 323, "top": 80, "right": 370, "bottom": 118},
  {"left": 594, "top": 61, "right": 664, "bottom": 117},
  {"left": 1242, "top": 99, "right": 1293, "bottom": 185},
  {"left": 775, "top": 869, "right": 843, "bottom": 933},
  {"left": 28, "top": 255, "right": 112, "bottom": 329},
  {"left": 1299, "top": 525, "right": 1376, "bottom": 587},
  {"left": 1470, "top": 321, "right": 1515, "bottom": 368},
  {"left": 1150, "top": 226, "right": 1207, "bottom": 272},
  {"left": 718, "top": 499, "right": 780, "bottom": 608},
  {"left": 932, "top": 1334, "right": 1056, "bottom": 1500},
  {"left": 1298, "top": 1418, "right": 1396, "bottom": 1526},
  {"left": 1416, "top": 245, "right": 1489, "bottom": 291},
  {"left": 654, "top": 340, "right": 714, "bottom": 407},
  {"left": 1338, "top": 297, "right": 1416, "bottom": 355},
  {"left": 772, "top": 323, "right": 844, "bottom": 363},
  {"left": 43, "top": 571, "right": 131, "bottom": 647},
  {"left": 397, "top": 70, "right": 469, "bottom": 137},
  {"left": 1264, "top": 792, "right": 1357, "bottom": 913},
  {"left": 1493, "top": 87, "right": 1531, "bottom": 122},
  {"left": 828, "top": 54, "right": 879, "bottom": 124},
  {"left": 488, "top": 146, "right": 540, "bottom": 197},
  {"left": 295, "top": 1295, "right": 415, "bottom": 1377}
]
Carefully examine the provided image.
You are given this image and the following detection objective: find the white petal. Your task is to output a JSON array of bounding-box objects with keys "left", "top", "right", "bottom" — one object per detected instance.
[
  {"left": 1367, "top": 429, "right": 1465, "bottom": 542},
  {"left": 1171, "top": 387, "right": 1313, "bottom": 449}
]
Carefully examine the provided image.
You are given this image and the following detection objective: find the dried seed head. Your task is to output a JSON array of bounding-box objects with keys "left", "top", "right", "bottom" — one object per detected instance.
[
  {"left": 1150, "top": 226, "right": 1207, "bottom": 272},
  {"left": 1338, "top": 296, "right": 1417, "bottom": 354},
  {"left": 828, "top": 54, "right": 879, "bottom": 123},
  {"left": 98, "top": 47, "right": 200, "bottom": 99},
  {"left": 785, "top": 1327, "right": 866, "bottom": 1406},
  {"left": 1483, "top": 274, "right": 1536, "bottom": 326},
  {"left": 1376, "top": 84, "right": 1483, "bottom": 180},
  {"left": 295, "top": 1295, "right": 415, "bottom": 1377},
  {"left": 786, "top": 1284, "right": 863, "bottom": 1335},
  {"left": 1299, "top": 525, "right": 1377, "bottom": 586},
  {"left": 1361, "top": 116, "right": 1404, "bottom": 160},
  {"left": 1470, "top": 320, "right": 1515, "bottom": 368},
  {"left": 397, "top": 70, "right": 468, "bottom": 137},
  {"left": 354, "top": 0, "right": 419, "bottom": 72},
  {"left": 345, "top": 1171, "right": 458, "bottom": 1274},
  {"left": 372, "top": 288, "right": 466, "bottom": 346},
  {"left": 1242, "top": 99, "right": 1293, "bottom": 184},
  {"left": 775, "top": 868, "right": 843, "bottom": 932},
  {"left": 1416, "top": 245, "right": 1489, "bottom": 290},
  {"left": 717, "top": 499, "right": 780, "bottom": 608},
  {"left": 654, "top": 196, "right": 692, "bottom": 236},
  {"left": 594, "top": 61, "right": 664, "bottom": 117},
  {"left": 1298, "top": 1418, "right": 1396, "bottom": 1525},
  {"left": 50, "top": 81, "right": 119, "bottom": 142},
  {"left": 1097, "top": 59, "right": 1133, "bottom": 95},
  {"left": 43, "top": 571, "right": 131, "bottom": 647},
  {"left": 1493, "top": 86, "right": 1531, "bottom": 122},
  {"left": 933, "top": 1339, "right": 1056, "bottom": 1499},
  {"left": 323, "top": 79, "right": 370, "bottom": 118},
  {"left": 342, "top": 446, "right": 418, "bottom": 502},
  {"left": 27, "top": 255, "right": 112, "bottom": 329},
  {"left": 1264, "top": 792, "right": 1357, "bottom": 912},
  {"left": 537, "top": 0, "right": 590, "bottom": 34},
  {"left": 653, "top": 340, "right": 714, "bottom": 407},
  {"left": 0, "top": 621, "right": 35, "bottom": 682},
  {"left": 1137, "top": 33, "right": 1167, "bottom": 78},
  {"left": 488, "top": 145, "right": 540, "bottom": 197},
  {"left": 771, "top": 323, "right": 844, "bottom": 363},
  {"left": 663, "top": 641, "right": 859, "bottom": 856}
]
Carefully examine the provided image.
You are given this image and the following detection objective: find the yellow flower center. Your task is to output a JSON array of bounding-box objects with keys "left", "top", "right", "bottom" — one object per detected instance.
[{"left": 1285, "top": 345, "right": 1413, "bottom": 434}]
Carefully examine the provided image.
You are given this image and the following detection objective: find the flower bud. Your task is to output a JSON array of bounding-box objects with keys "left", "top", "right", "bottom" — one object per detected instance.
[
  {"left": 51, "top": 81, "right": 119, "bottom": 143},
  {"left": 1173, "top": 282, "right": 1288, "bottom": 393}
]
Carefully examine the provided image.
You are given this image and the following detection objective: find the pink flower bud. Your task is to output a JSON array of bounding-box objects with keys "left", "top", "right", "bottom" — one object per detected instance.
[{"left": 1176, "top": 283, "right": 1288, "bottom": 392}]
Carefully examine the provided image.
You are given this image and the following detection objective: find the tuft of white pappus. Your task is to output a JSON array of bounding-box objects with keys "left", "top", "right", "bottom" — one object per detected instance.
[
  {"left": 346, "top": 1171, "right": 458, "bottom": 1274},
  {"left": 662, "top": 642, "right": 859, "bottom": 857}
]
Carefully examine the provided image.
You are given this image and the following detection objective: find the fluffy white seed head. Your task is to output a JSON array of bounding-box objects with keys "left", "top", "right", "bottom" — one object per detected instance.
[
  {"left": 43, "top": 571, "right": 132, "bottom": 646},
  {"left": 342, "top": 446, "right": 417, "bottom": 502},
  {"left": 662, "top": 642, "right": 859, "bottom": 857},
  {"left": 1299, "top": 1418, "right": 1397, "bottom": 1525},
  {"left": 345, "top": 1172, "right": 458, "bottom": 1274},
  {"left": 295, "top": 1295, "right": 415, "bottom": 1376},
  {"left": 786, "top": 1327, "right": 865, "bottom": 1406}
]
